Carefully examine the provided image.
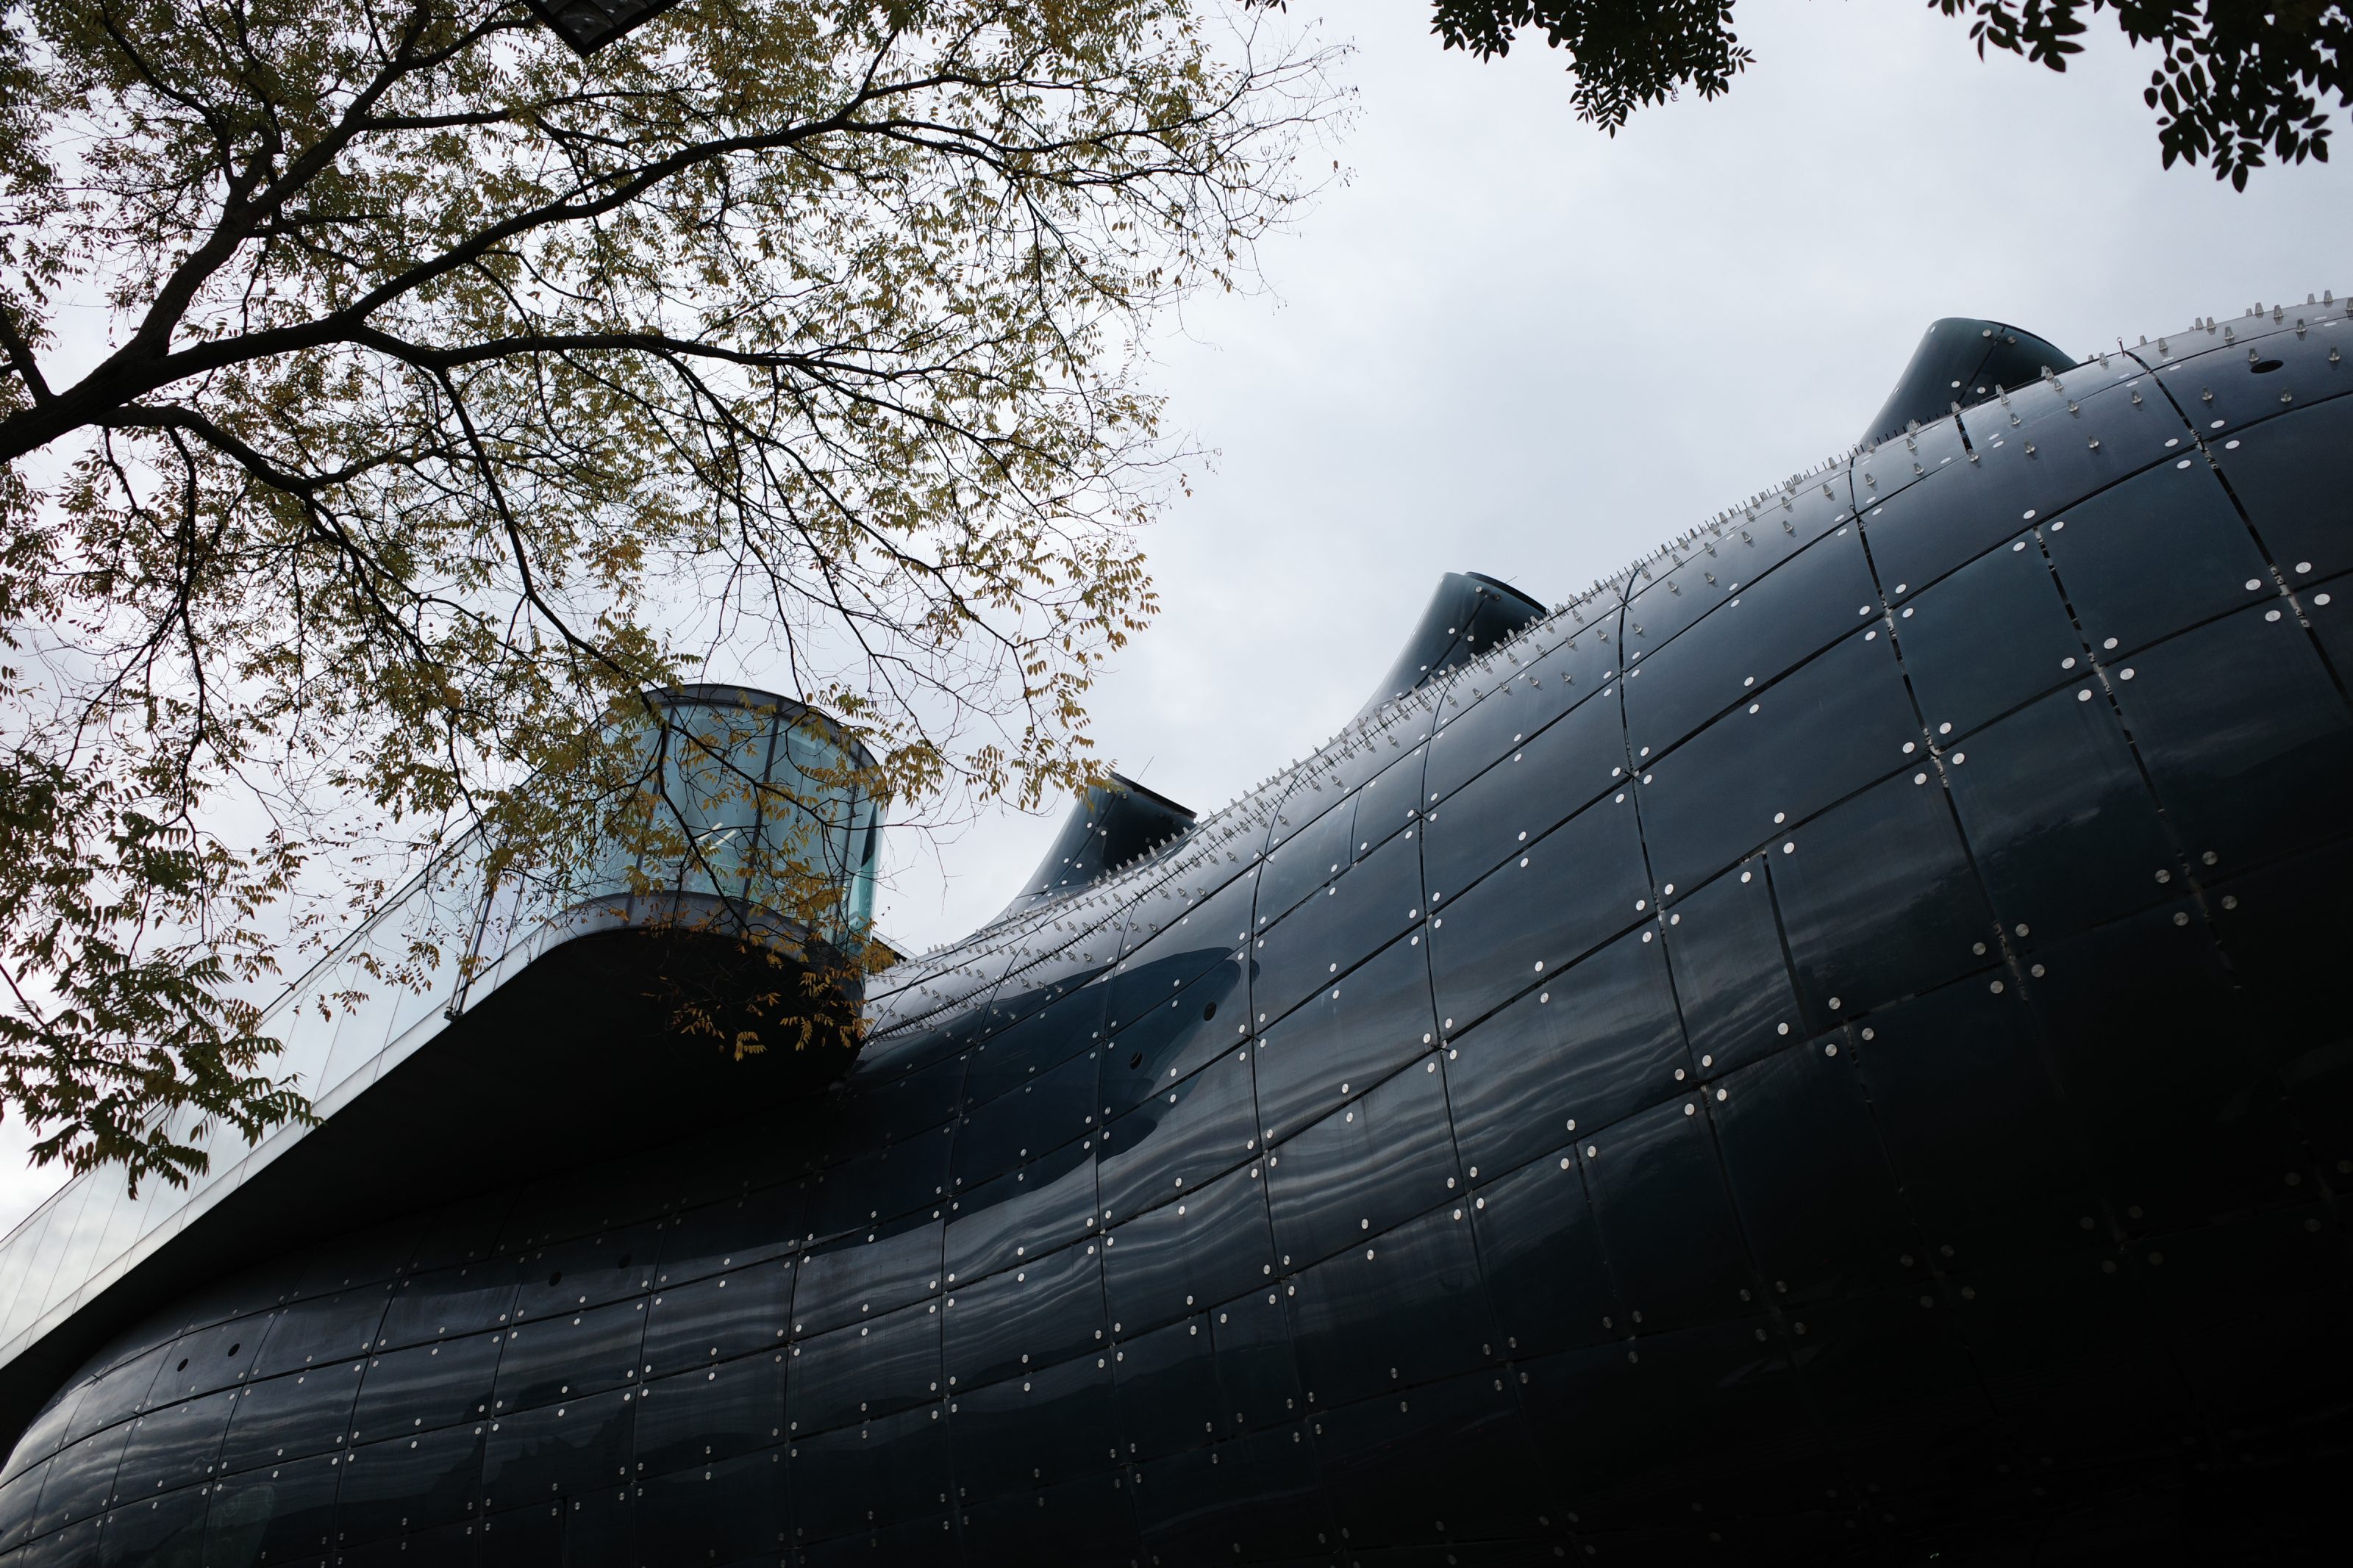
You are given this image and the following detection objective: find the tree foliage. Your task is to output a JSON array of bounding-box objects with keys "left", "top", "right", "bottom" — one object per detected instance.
[
  {"left": 0, "top": 0, "right": 1334, "bottom": 1191},
  {"left": 1413, "top": 0, "right": 2349, "bottom": 187}
]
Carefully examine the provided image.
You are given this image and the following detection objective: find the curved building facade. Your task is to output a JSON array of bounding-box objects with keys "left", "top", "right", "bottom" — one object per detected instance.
[{"left": 1, "top": 301, "right": 2349, "bottom": 1565}]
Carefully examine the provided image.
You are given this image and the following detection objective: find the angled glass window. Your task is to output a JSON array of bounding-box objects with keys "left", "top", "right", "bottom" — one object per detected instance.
[
  {"left": 1265, "top": 1057, "right": 1457, "bottom": 1270},
  {"left": 1286, "top": 1205, "right": 1491, "bottom": 1411},
  {"left": 941, "top": 1237, "right": 1104, "bottom": 1392},
  {"left": 629, "top": 1350, "right": 782, "bottom": 1478},
  {"left": 1444, "top": 923, "right": 1688, "bottom": 1179},
  {"left": 1095, "top": 1048, "right": 1257, "bottom": 1224},
  {"left": 497, "top": 1294, "right": 649, "bottom": 1408}
]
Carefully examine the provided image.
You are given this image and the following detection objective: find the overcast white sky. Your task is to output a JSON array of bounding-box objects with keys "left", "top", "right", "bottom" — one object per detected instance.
[{"left": 5, "top": 0, "right": 2349, "bottom": 1234}]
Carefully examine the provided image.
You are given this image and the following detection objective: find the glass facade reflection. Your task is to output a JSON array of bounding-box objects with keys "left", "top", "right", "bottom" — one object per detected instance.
[{"left": 2, "top": 301, "right": 2350, "bottom": 1564}]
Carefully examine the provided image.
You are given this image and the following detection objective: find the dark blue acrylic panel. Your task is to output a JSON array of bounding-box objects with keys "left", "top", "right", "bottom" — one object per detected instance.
[
  {"left": 148, "top": 1318, "right": 265, "bottom": 1404},
  {"left": 2043, "top": 458, "right": 2274, "bottom": 656},
  {"left": 1253, "top": 794, "right": 1357, "bottom": 929},
  {"left": 1849, "top": 977, "right": 2104, "bottom": 1266},
  {"left": 480, "top": 1383, "right": 635, "bottom": 1507},
  {"left": 948, "top": 1350, "right": 1115, "bottom": 1501},
  {"left": 1249, "top": 932, "right": 1433, "bottom": 1145},
  {"left": 2209, "top": 843, "right": 2353, "bottom": 1172},
  {"left": 1424, "top": 630, "right": 1616, "bottom": 803},
  {"left": 107, "top": 1391, "right": 232, "bottom": 1500},
  {"left": 1288, "top": 1206, "right": 1491, "bottom": 1411},
  {"left": 1470, "top": 1147, "right": 1619, "bottom": 1359},
  {"left": 788, "top": 1402, "right": 948, "bottom": 1542},
  {"left": 786, "top": 1298, "right": 940, "bottom": 1438},
  {"left": 1350, "top": 738, "right": 1429, "bottom": 859},
  {"left": 957, "top": 1467, "right": 1135, "bottom": 1568},
  {"left": 1863, "top": 372, "right": 2186, "bottom": 595},
  {"left": 1443, "top": 923, "right": 1688, "bottom": 1179},
  {"left": 1855, "top": 420, "right": 1965, "bottom": 509},
  {"left": 2108, "top": 598, "right": 2353, "bottom": 870},
  {"left": 1095, "top": 1050, "right": 1256, "bottom": 1225},
  {"left": 2142, "top": 312, "right": 2350, "bottom": 428},
  {"left": 335, "top": 1421, "right": 483, "bottom": 1543},
  {"left": 1311, "top": 1367, "right": 1545, "bottom": 1550},
  {"left": 815, "top": 1053, "right": 966, "bottom": 1172},
  {"left": 957, "top": 987, "right": 1101, "bottom": 1112},
  {"left": 1421, "top": 689, "right": 1623, "bottom": 902},
  {"left": 495, "top": 1296, "right": 646, "bottom": 1409},
  {"left": 627, "top": 1350, "right": 781, "bottom": 1478},
  {"left": 0, "top": 1461, "right": 46, "bottom": 1556},
  {"left": 508, "top": 1225, "right": 654, "bottom": 1323},
  {"left": 943, "top": 1136, "right": 1096, "bottom": 1285},
  {"left": 1265, "top": 1056, "right": 1458, "bottom": 1270},
  {"left": 1893, "top": 529, "right": 2087, "bottom": 737},
  {"left": 810, "top": 1130, "right": 951, "bottom": 1236},
  {"left": 1943, "top": 681, "right": 2177, "bottom": 941},
  {"left": 2028, "top": 901, "right": 2300, "bottom": 1233},
  {"left": 788, "top": 1214, "right": 940, "bottom": 1337},
  {"left": 1579, "top": 1095, "right": 1754, "bottom": 1333},
  {"left": 1624, "top": 525, "right": 1882, "bottom": 756},
  {"left": 941, "top": 1239, "right": 1104, "bottom": 1392},
  {"left": 1134, "top": 1422, "right": 1328, "bottom": 1564},
  {"left": 1638, "top": 627, "right": 1921, "bottom": 896},
  {"left": 1249, "top": 828, "right": 1424, "bottom": 1030},
  {"left": 93, "top": 1482, "right": 208, "bottom": 1568},
  {"left": 649, "top": 1186, "right": 801, "bottom": 1290},
  {"left": 1661, "top": 858, "right": 1802, "bottom": 1075},
  {"left": 63, "top": 1344, "right": 166, "bottom": 1442},
  {"left": 1771, "top": 767, "right": 1996, "bottom": 1017},
  {"left": 951, "top": 1048, "right": 1096, "bottom": 1189},
  {"left": 1110, "top": 1316, "right": 1220, "bottom": 1460},
  {"left": 2213, "top": 392, "right": 2353, "bottom": 581},
  {"left": 1101, "top": 1160, "right": 1271, "bottom": 1337},
  {"left": 249, "top": 1288, "right": 390, "bottom": 1378},
  {"left": 372, "top": 1260, "right": 518, "bottom": 1350},
  {"left": 1099, "top": 951, "right": 1243, "bottom": 1120},
  {"left": 347, "top": 1331, "right": 501, "bottom": 1445},
  {"left": 1109, "top": 866, "right": 1256, "bottom": 987},
  {"left": 633, "top": 1249, "right": 787, "bottom": 1378},
  {"left": 632, "top": 1449, "right": 782, "bottom": 1567},
  {"left": 1429, "top": 787, "right": 1647, "bottom": 1036},
  {"left": 1625, "top": 484, "right": 1856, "bottom": 667},
  {"left": 217, "top": 1364, "right": 365, "bottom": 1473},
  {"left": 1, "top": 1388, "right": 79, "bottom": 1488},
  {"left": 1710, "top": 1041, "right": 1915, "bottom": 1306},
  {"left": 1208, "top": 1286, "right": 1301, "bottom": 1432},
  {"left": 201, "top": 1450, "right": 341, "bottom": 1567}
]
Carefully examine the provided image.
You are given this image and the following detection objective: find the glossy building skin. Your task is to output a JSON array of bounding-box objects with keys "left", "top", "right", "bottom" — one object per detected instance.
[{"left": 4, "top": 300, "right": 2352, "bottom": 1566}]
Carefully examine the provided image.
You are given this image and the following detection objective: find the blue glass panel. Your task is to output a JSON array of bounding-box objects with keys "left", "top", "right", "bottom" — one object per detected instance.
[
  {"left": 2108, "top": 598, "right": 2353, "bottom": 869},
  {"left": 1623, "top": 525, "right": 1882, "bottom": 757},
  {"left": 1710, "top": 1040, "right": 1916, "bottom": 1306},
  {"left": 250, "top": 1288, "right": 391, "bottom": 1378},
  {"left": 479, "top": 1383, "right": 635, "bottom": 1508},
  {"left": 1429, "top": 788, "right": 1647, "bottom": 1037},
  {"left": 948, "top": 1350, "right": 1115, "bottom": 1501},
  {"left": 1208, "top": 1286, "right": 1300, "bottom": 1431},
  {"left": 2029, "top": 901, "right": 2301, "bottom": 1233},
  {"left": 1249, "top": 931, "right": 1433, "bottom": 1145},
  {"left": 109, "top": 1390, "right": 233, "bottom": 1500},
  {"left": 943, "top": 1136, "right": 1096, "bottom": 1284},
  {"left": 1288, "top": 1206, "right": 1490, "bottom": 1411},
  {"left": 1095, "top": 1050, "right": 1257, "bottom": 1225},
  {"left": 1099, "top": 951, "right": 1243, "bottom": 1120},
  {"left": 1265, "top": 1057, "right": 1457, "bottom": 1270},
  {"left": 1771, "top": 767, "right": 1996, "bottom": 1018},
  {"left": 1102, "top": 1161, "right": 1272, "bottom": 1337},
  {"left": 788, "top": 1214, "right": 940, "bottom": 1336},
  {"left": 1661, "top": 857, "right": 1801, "bottom": 1075},
  {"left": 335, "top": 1422, "right": 483, "bottom": 1543},
  {"left": 1421, "top": 690, "right": 1623, "bottom": 902},
  {"left": 1470, "top": 1148, "right": 1620, "bottom": 1357},
  {"left": 1849, "top": 977, "right": 2104, "bottom": 1267},
  {"left": 786, "top": 1298, "right": 941, "bottom": 1437},
  {"left": 1443, "top": 923, "right": 1688, "bottom": 1180},
  {"left": 1943, "top": 682, "right": 2176, "bottom": 941},
  {"left": 1580, "top": 1095, "right": 1754, "bottom": 1333},
  {"left": 2043, "top": 459, "right": 2274, "bottom": 655},
  {"left": 1110, "top": 1316, "right": 1220, "bottom": 1460},
  {"left": 951, "top": 1046, "right": 1096, "bottom": 1189},
  {"left": 636, "top": 1256, "right": 787, "bottom": 1381},
  {"left": 1892, "top": 528, "right": 2086, "bottom": 737},
  {"left": 942, "top": 1239, "right": 1104, "bottom": 1391},
  {"left": 218, "top": 1364, "right": 365, "bottom": 1474},
  {"left": 1638, "top": 626, "right": 1921, "bottom": 897},
  {"left": 1248, "top": 828, "right": 1422, "bottom": 1030},
  {"left": 348, "top": 1332, "right": 501, "bottom": 1444},
  {"left": 788, "top": 1403, "right": 946, "bottom": 1542},
  {"left": 1311, "top": 1367, "right": 1543, "bottom": 1550},
  {"left": 495, "top": 1295, "right": 648, "bottom": 1408},
  {"left": 632, "top": 1449, "right": 782, "bottom": 1567},
  {"left": 627, "top": 1350, "right": 782, "bottom": 1478},
  {"left": 374, "top": 1261, "right": 518, "bottom": 1350},
  {"left": 2214, "top": 393, "right": 2353, "bottom": 581}
]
